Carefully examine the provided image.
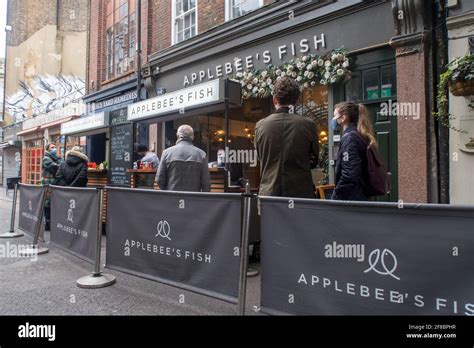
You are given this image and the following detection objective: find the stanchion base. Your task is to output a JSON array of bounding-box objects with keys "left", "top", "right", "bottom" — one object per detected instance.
[
  {"left": 19, "top": 246, "right": 49, "bottom": 257},
  {"left": 247, "top": 266, "right": 260, "bottom": 277},
  {"left": 0, "top": 231, "right": 24, "bottom": 239},
  {"left": 76, "top": 273, "right": 116, "bottom": 289}
]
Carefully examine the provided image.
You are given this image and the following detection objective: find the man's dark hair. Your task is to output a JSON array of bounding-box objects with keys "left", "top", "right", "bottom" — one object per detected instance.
[
  {"left": 272, "top": 77, "right": 300, "bottom": 106},
  {"left": 137, "top": 144, "right": 148, "bottom": 152}
]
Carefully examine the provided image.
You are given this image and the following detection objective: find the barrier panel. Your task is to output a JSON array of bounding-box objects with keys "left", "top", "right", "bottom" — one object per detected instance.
[
  {"left": 259, "top": 197, "right": 474, "bottom": 315},
  {"left": 50, "top": 186, "right": 100, "bottom": 263},
  {"left": 18, "top": 184, "right": 46, "bottom": 238},
  {"left": 50, "top": 185, "right": 115, "bottom": 288},
  {"left": 106, "top": 187, "right": 242, "bottom": 303}
]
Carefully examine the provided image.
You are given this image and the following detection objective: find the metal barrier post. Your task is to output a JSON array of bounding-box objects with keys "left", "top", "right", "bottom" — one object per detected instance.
[
  {"left": 76, "top": 188, "right": 116, "bottom": 288},
  {"left": 0, "top": 183, "right": 24, "bottom": 238},
  {"left": 237, "top": 181, "right": 253, "bottom": 315},
  {"left": 19, "top": 186, "right": 49, "bottom": 256}
]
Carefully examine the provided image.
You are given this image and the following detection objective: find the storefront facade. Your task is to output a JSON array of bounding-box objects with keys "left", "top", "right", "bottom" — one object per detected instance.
[
  {"left": 140, "top": 0, "right": 407, "bottom": 200},
  {"left": 17, "top": 111, "right": 81, "bottom": 185}
]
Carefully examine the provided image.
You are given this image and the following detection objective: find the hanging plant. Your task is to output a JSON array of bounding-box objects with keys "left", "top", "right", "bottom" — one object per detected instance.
[
  {"left": 434, "top": 55, "right": 471, "bottom": 133},
  {"left": 232, "top": 47, "right": 352, "bottom": 99},
  {"left": 447, "top": 54, "right": 474, "bottom": 96}
]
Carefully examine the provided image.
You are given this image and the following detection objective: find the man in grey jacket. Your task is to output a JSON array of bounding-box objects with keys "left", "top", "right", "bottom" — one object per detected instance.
[{"left": 156, "top": 125, "right": 211, "bottom": 192}]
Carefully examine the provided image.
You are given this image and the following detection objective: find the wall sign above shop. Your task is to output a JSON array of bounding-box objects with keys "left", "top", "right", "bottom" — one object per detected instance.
[
  {"left": 23, "top": 107, "right": 81, "bottom": 130},
  {"left": 182, "top": 34, "right": 326, "bottom": 87},
  {"left": 94, "top": 91, "right": 137, "bottom": 111},
  {"left": 128, "top": 79, "right": 222, "bottom": 122},
  {"left": 60, "top": 113, "right": 107, "bottom": 136}
]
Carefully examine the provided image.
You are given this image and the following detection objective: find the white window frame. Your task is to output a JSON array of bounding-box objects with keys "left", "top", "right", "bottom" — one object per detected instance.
[
  {"left": 171, "top": 0, "right": 198, "bottom": 45},
  {"left": 225, "top": 0, "right": 263, "bottom": 22}
]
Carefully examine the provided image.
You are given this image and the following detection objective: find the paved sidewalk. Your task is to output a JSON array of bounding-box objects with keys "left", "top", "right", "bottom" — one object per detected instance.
[{"left": 0, "top": 197, "right": 262, "bottom": 316}]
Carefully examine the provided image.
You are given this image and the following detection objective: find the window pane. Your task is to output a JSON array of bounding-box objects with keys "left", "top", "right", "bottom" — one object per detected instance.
[
  {"left": 185, "top": 13, "right": 190, "bottom": 28},
  {"left": 345, "top": 70, "right": 362, "bottom": 102},
  {"left": 381, "top": 64, "right": 397, "bottom": 98},
  {"left": 230, "top": 0, "right": 260, "bottom": 19},
  {"left": 176, "top": 0, "right": 183, "bottom": 15},
  {"left": 363, "top": 68, "right": 380, "bottom": 101}
]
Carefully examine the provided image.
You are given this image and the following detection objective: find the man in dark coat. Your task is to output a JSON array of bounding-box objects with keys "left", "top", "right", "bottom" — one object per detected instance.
[
  {"left": 255, "top": 77, "right": 319, "bottom": 198},
  {"left": 56, "top": 146, "right": 89, "bottom": 187}
]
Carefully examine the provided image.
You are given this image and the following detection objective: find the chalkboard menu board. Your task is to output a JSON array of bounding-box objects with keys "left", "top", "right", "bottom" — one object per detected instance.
[
  {"left": 109, "top": 107, "right": 128, "bottom": 126},
  {"left": 109, "top": 123, "right": 133, "bottom": 187}
]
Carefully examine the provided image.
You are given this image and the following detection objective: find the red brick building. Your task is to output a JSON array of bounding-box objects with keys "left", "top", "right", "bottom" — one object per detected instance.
[{"left": 81, "top": 0, "right": 459, "bottom": 204}]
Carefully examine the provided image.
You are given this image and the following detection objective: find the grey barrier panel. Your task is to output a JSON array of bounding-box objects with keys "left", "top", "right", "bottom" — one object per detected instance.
[
  {"left": 106, "top": 187, "right": 242, "bottom": 302},
  {"left": 18, "top": 184, "right": 45, "bottom": 238},
  {"left": 259, "top": 197, "right": 474, "bottom": 315},
  {"left": 50, "top": 186, "right": 99, "bottom": 264}
]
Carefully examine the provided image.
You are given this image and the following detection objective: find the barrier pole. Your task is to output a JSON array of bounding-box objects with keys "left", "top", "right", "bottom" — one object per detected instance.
[
  {"left": 76, "top": 188, "right": 116, "bottom": 288},
  {"left": 19, "top": 186, "right": 49, "bottom": 256},
  {"left": 0, "top": 183, "right": 24, "bottom": 238},
  {"left": 237, "top": 182, "right": 253, "bottom": 315}
]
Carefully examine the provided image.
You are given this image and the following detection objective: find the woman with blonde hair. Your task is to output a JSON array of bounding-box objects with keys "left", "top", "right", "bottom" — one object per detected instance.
[{"left": 330, "top": 101, "right": 377, "bottom": 201}]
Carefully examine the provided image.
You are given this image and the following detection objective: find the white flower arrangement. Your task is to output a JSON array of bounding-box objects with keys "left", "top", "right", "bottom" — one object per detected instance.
[{"left": 232, "top": 47, "right": 351, "bottom": 98}]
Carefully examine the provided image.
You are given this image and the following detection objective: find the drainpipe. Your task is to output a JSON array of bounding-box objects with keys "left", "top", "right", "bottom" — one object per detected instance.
[
  {"left": 435, "top": 0, "right": 450, "bottom": 204},
  {"left": 136, "top": 0, "right": 142, "bottom": 102}
]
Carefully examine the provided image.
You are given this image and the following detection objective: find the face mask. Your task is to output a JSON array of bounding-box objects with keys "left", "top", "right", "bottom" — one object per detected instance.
[
  {"left": 50, "top": 148, "right": 57, "bottom": 155},
  {"left": 330, "top": 117, "right": 340, "bottom": 131}
]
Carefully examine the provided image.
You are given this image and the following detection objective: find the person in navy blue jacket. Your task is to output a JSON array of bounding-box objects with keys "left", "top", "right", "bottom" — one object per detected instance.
[{"left": 331, "top": 101, "right": 378, "bottom": 201}]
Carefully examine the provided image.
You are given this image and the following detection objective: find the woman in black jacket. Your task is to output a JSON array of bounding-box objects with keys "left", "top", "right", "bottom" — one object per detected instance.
[
  {"left": 56, "top": 146, "right": 89, "bottom": 187},
  {"left": 331, "top": 102, "right": 378, "bottom": 201}
]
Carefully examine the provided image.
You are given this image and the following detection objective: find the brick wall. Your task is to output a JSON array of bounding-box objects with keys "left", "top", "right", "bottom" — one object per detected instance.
[
  {"left": 7, "top": 0, "right": 57, "bottom": 47},
  {"left": 58, "top": 0, "right": 89, "bottom": 32},
  {"left": 198, "top": 0, "right": 225, "bottom": 34},
  {"left": 148, "top": 0, "right": 277, "bottom": 55},
  {"left": 88, "top": 0, "right": 278, "bottom": 95},
  {"left": 87, "top": 0, "right": 151, "bottom": 95}
]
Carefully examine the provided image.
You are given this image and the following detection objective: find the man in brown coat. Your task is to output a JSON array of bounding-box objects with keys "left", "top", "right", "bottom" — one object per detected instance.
[{"left": 255, "top": 77, "right": 319, "bottom": 198}]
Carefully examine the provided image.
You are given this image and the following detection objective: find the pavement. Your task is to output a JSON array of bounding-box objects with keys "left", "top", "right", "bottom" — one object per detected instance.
[{"left": 0, "top": 188, "right": 262, "bottom": 316}]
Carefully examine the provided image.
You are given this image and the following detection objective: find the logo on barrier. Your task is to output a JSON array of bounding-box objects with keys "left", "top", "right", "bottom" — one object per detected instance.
[
  {"left": 28, "top": 200, "right": 32, "bottom": 211},
  {"left": 364, "top": 248, "right": 400, "bottom": 281},
  {"left": 67, "top": 199, "right": 76, "bottom": 223},
  {"left": 155, "top": 220, "right": 171, "bottom": 241}
]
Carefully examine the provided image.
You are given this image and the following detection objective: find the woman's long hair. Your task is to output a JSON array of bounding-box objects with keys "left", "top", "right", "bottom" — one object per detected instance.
[{"left": 335, "top": 101, "right": 378, "bottom": 149}]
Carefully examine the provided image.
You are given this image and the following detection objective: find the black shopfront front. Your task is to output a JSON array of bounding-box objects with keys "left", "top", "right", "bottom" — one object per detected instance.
[{"left": 139, "top": 0, "right": 398, "bottom": 199}]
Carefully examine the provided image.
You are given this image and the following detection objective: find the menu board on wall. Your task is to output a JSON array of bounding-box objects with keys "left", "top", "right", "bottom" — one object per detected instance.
[{"left": 109, "top": 123, "right": 133, "bottom": 187}]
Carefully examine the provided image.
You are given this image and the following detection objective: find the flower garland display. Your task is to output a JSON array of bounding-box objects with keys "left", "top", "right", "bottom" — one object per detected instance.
[{"left": 232, "top": 47, "right": 352, "bottom": 99}]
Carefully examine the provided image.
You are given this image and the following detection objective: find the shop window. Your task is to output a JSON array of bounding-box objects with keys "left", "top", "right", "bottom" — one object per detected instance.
[
  {"left": 346, "top": 64, "right": 397, "bottom": 103},
  {"left": 225, "top": 0, "right": 263, "bottom": 21},
  {"left": 296, "top": 85, "right": 329, "bottom": 186},
  {"left": 162, "top": 86, "right": 329, "bottom": 190},
  {"left": 25, "top": 140, "right": 44, "bottom": 185},
  {"left": 172, "top": 0, "right": 197, "bottom": 44},
  {"left": 104, "top": 0, "right": 137, "bottom": 81}
]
